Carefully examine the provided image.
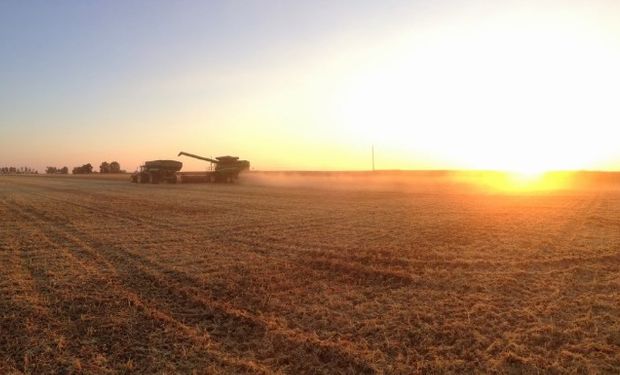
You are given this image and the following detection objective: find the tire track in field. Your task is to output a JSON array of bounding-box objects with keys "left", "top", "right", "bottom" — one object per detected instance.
[
  {"left": 3, "top": 196, "right": 276, "bottom": 374},
  {"left": 6, "top": 194, "right": 378, "bottom": 374}
]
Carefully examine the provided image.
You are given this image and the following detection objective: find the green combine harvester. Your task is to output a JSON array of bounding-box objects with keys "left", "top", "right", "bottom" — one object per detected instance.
[
  {"left": 177, "top": 151, "right": 250, "bottom": 183},
  {"left": 131, "top": 152, "right": 250, "bottom": 184}
]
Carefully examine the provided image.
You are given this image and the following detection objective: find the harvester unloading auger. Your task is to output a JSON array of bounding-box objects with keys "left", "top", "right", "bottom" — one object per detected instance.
[{"left": 177, "top": 151, "right": 250, "bottom": 183}]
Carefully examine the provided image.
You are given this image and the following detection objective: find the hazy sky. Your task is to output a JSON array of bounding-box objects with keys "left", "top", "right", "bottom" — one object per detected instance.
[{"left": 1, "top": 0, "right": 619, "bottom": 172}]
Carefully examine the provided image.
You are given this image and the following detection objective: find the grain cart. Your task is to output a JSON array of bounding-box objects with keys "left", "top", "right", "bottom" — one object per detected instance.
[
  {"left": 131, "top": 160, "right": 183, "bottom": 184},
  {"left": 177, "top": 151, "right": 250, "bottom": 183}
]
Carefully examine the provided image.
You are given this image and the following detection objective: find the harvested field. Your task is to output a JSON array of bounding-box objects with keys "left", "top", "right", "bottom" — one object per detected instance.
[{"left": 0, "top": 174, "right": 619, "bottom": 374}]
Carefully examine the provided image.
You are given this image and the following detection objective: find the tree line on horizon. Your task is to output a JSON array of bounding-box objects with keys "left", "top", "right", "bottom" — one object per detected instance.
[
  {"left": 1, "top": 162, "right": 124, "bottom": 175},
  {"left": 0, "top": 166, "right": 38, "bottom": 174},
  {"left": 70, "top": 161, "right": 124, "bottom": 174},
  {"left": 46, "top": 166, "right": 69, "bottom": 174}
]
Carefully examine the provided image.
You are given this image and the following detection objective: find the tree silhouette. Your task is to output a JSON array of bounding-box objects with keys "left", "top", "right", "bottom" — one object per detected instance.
[
  {"left": 110, "top": 161, "right": 121, "bottom": 173},
  {"left": 100, "top": 161, "right": 110, "bottom": 174},
  {"left": 72, "top": 163, "right": 93, "bottom": 174}
]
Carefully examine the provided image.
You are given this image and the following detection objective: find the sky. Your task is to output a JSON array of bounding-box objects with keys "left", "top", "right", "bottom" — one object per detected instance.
[{"left": 1, "top": 0, "right": 619, "bottom": 172}]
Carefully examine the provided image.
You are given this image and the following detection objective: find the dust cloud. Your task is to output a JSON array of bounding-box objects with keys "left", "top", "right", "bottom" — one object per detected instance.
[
  {"left": 240, "top": 171, "right": 483, "bottom": 194},
  {"left": 239, "top": 170, "right": 620, "bottom": 194}
]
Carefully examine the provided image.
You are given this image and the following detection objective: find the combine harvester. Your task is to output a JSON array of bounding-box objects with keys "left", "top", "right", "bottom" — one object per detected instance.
[
  {"left": 177, "top": 151, "right": 250, "bottom": 183},
  {"left": 131, "top": 152, "right": 250, "bottom": 184}
]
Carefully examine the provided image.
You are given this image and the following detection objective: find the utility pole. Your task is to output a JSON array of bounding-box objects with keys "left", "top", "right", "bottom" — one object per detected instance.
[{"left": 372, "top": 145, "right": 375, "bottom": 172}]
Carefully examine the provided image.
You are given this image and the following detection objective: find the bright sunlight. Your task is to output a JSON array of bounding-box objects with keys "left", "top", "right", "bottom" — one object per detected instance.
[{"left": 333, "top": 3, "right": 620, "bottom": 173}]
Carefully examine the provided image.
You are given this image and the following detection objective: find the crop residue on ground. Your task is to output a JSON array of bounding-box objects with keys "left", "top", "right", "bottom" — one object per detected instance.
[{"left": 0, "top": 175, "right": 619, "bottom": 373}]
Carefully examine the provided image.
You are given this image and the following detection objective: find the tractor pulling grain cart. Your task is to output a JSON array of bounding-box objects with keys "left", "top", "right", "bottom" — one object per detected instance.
[{"left": 131, "top": 160, "right": 183, "bottom": 184}]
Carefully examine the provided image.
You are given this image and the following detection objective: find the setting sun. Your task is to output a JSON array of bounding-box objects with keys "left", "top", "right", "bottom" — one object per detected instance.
[{"left": 473, "top": 170, "right": 574, "bottom": 192}]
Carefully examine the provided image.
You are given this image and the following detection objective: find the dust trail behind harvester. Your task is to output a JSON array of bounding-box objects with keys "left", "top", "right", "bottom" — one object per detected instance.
[
  {"left": 239, "top": 170, "right": 618, "bottom": 194},
  {"left": 239, "top": 171, "right": 483, "bottom": 194}
]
